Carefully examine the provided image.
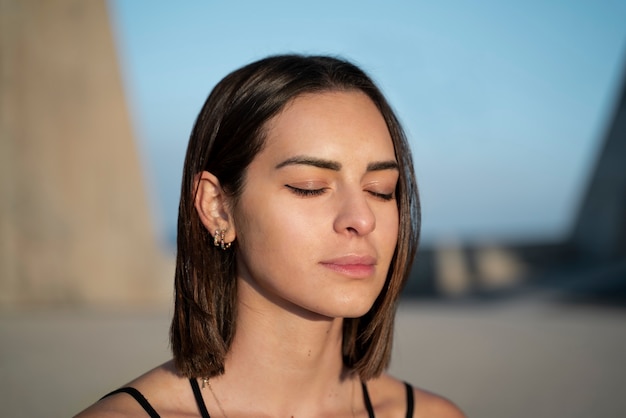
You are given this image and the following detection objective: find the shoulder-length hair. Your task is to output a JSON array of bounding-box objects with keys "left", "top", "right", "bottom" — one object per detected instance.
[{"left": 170, "top": 54, "right": 420, "bottom": 380}]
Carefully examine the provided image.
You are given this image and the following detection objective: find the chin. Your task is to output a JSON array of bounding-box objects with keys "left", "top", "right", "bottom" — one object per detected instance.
[
  {"left": 316, "top": 295, "right": 378, "bottom": 319},
  {"left": 344, "top": 305, "right": 376, "bottom": 319}
]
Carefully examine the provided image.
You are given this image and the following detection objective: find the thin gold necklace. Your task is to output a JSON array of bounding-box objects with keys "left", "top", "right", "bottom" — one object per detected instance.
[
  {"left": 203, "top": 378, "right": 229, "bottom": 418},
  {"left": 351, "top": 377, "right": 357, "bottom": 418},
  {"left": 202, "top": 377, "right": 358, "bottom": 418}
]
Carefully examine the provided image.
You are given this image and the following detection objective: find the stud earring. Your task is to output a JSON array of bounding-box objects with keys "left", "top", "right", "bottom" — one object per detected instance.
[{"left": 213, "top": 229, "right": 231, "bottom": 250}]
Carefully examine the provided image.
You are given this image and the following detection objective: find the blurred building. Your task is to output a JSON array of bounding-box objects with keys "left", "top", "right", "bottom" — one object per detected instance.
[
  {"left": 407, "top": 67, "right": 626, "bottom": 302},
  {"left": 0, "top": 0, "right": 171, "bottom": 308}
]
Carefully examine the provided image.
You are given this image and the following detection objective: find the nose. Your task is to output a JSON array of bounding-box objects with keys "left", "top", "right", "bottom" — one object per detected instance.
[{"left": 333, "top": 188, "right": 376, "bottom": 236}]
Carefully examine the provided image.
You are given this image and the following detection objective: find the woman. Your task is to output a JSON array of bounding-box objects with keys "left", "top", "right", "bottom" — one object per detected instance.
[{"left": 76, "top": 55, "right": 464, "bottom": 417}]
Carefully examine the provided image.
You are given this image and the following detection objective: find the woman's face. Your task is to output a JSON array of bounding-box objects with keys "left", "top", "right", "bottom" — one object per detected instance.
[{"left": 232, "top": 90, "right": 399, "bottom": 319}]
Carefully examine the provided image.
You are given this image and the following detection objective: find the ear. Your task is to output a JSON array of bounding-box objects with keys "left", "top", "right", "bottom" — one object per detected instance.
[{"left": 194, "top": 171, "right": 236, "bottom": 243}]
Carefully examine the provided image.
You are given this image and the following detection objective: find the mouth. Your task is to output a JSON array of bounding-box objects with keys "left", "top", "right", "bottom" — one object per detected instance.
[{"left": 319, "top": 255, "right": 377, "bottom": 278}]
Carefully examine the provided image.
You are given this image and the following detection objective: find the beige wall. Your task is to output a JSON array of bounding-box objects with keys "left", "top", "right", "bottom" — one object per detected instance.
[{"left": 0, "top": 0, "right": 171, "bottom": 308}]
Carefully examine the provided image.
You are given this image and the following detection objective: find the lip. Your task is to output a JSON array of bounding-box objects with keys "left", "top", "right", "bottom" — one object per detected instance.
[{"left": 319, "top": 255, "right": 377, "bottom": 278}]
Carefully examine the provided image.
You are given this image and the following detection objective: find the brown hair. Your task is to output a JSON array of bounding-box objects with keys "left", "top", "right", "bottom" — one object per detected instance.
[{"left": 170, "top": 54, "right": 420, "bottom": 380}]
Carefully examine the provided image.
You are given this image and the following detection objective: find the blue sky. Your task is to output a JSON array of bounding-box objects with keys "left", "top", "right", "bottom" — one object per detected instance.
[{"left": 108, "top": 0, "right": 626, "bottom": 246}]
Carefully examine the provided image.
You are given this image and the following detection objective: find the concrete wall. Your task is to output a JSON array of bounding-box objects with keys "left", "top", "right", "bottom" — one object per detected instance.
[{"left": 0, "top": 0, "right": 171, "bottom": 308}]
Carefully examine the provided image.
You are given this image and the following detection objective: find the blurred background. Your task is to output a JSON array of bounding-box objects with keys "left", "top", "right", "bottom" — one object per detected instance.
[{"left": 1, "top": 0, "right": 625, "bottom": 417}]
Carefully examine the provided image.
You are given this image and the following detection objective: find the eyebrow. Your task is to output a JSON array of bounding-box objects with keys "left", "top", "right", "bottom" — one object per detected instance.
[
  {"left": 367, "top": 160, "right": 399, "bottom": 171},
  {"left": 275, "top": 156, "right": 341, "bottom": 170},
  {"left": 275, "top": 156, "right": 398, "bottom": 172}
]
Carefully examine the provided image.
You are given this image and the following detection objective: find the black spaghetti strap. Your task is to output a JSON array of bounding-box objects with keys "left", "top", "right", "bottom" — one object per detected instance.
[
  {"left": 404, "top": 382, "right": 414, "bottom": 418},
  {"left": 100, "top": 387, "right": 160, "bottom": 418},
  {"left": 361, "top": 381, "right": 376, "bottom": 418},
  {"left": 361, "top": 381, "right": 414, "bottom": 418},
  {"left": 189, "top": 378, "right": 212, "bottom": 418}
]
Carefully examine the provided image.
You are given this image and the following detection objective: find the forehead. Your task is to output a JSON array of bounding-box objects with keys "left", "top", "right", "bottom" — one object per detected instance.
[{"left": 261, "top": 90, "right": 395, "bottom": 162}]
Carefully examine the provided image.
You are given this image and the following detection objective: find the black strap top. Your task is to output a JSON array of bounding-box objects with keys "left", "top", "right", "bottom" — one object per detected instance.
[
  {"left": 100, "top": 378, "right": 415, "bottom": 417},
  {"left": 361, "top": 381, "right": 414, "bottom": 418},
  {"left": 100, "top": 387, "right": 160, "bottom": 418}
]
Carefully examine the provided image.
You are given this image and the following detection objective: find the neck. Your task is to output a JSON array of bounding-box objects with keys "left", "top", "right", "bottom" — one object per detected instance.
[{"left": 210, "top": 277, "right": 357, "bottom": 416}]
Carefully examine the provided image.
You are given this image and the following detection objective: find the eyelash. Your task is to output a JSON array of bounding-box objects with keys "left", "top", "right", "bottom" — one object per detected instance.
[
  {"left": 285, "top": 185, "right": 326, "bottom": 197},
  {"left": 286, "top": 185, "right": 394, "bottom": 201},
  {"left": 369, "top": 191, "right": 394, "bottom": 201}
]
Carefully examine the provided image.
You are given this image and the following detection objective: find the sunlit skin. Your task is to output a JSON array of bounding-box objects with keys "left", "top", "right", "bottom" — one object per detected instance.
[
  {"left": 75, "top": 91, "right": 465, "bottom": 417},
  {"left": 232, "top": 90, "right": 400, "bottom": 322}
]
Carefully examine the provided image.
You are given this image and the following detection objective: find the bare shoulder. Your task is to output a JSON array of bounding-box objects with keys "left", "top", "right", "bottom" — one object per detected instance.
[
  {"left": 74, "top": 360, "right": 191, "bottom": 418},
  {"left": 366, "top": 373, "right": 466, "bottom": 418},
  {"left": 411, "top": 386, "right": 466, "bottom": 418},
  {"left": 74, "top": 392, "right": 145, "bottom": 418}
]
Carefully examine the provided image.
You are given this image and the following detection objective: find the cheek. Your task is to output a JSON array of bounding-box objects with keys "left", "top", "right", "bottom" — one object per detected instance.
[
  {"left": 380, "top": 206, "right": 400, "bottom": 250},
  {"left": 233, "top": 192, "right": 317, "bottom": 267}
]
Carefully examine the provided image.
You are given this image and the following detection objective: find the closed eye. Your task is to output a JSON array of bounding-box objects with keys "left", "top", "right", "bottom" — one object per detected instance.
[
  {"left": 285, "top": 185, "right": 327, "bottom": 197},
  {"left": 367, "top": 190, "right": 394, "bottom": 201}
]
